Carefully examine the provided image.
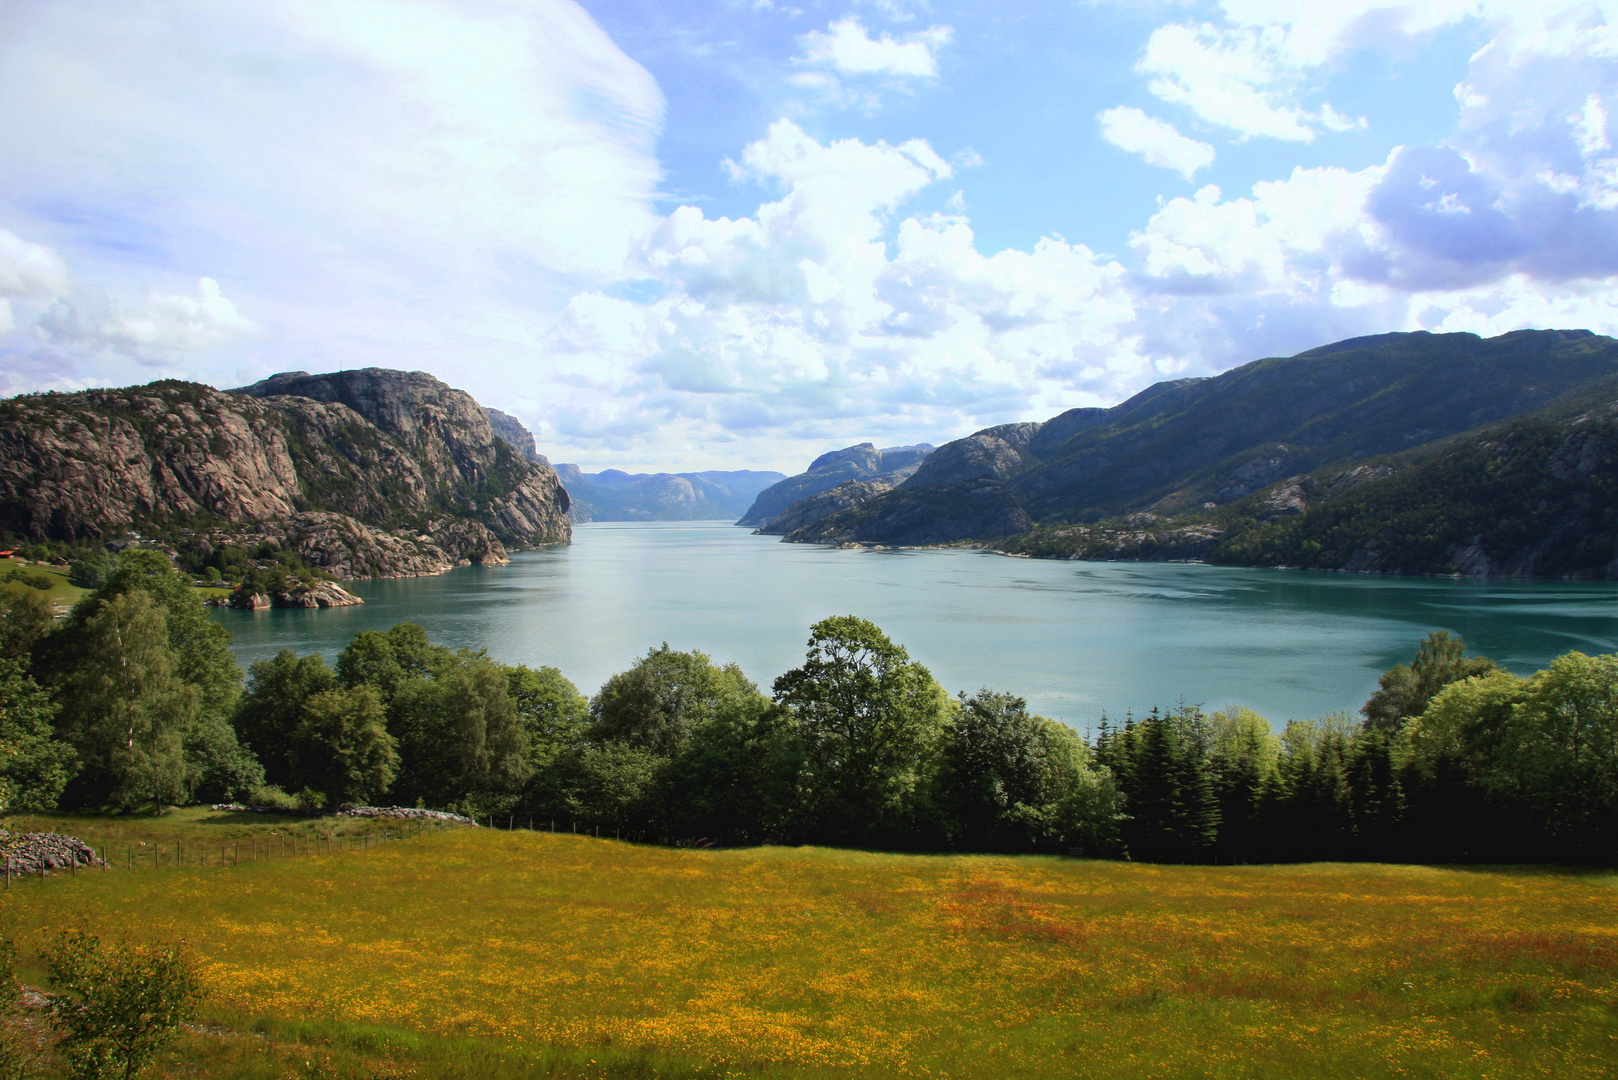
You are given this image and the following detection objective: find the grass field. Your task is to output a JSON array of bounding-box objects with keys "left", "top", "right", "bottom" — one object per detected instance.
[
  {"left": 3, "top": 820, "right": 1615, "bottom": 1079},
  {"left": 0, "top": 560, "right": 87, "bottom": 609},
  {"left": 0, "top": 556, "right": 232, "bottom": 611}
]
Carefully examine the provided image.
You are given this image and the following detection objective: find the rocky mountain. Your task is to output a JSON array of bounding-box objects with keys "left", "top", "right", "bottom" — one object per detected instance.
[
  {"left": 558, "top": 466, "right": 785, "bottom": 522},
  {"left": 753, "top": 480, "right": 895, "bottom": 536},
  {"left": 0, "top": 369, "right": 570, "bottom": 579},
  {"left": 485, "top": 408, "right": 547, "bottom": 463},
  {"left": 785, "top": 330, "right": 1618, "bottom": 556},
  {"left": 738, "top": 443, "right": 934, "bottom": 528}
]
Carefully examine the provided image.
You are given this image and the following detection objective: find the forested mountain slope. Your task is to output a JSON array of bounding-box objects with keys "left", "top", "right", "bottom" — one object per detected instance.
[
  {"left": 784, "top": 329, "right": 1618, "bottom": 556},
  {"left": 1203, "top": 401, "right": 1618, "bottom": 576}
]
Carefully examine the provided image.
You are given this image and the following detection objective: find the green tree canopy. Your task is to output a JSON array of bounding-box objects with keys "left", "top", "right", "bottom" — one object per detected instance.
[
  {"left": 389, "top": 652, "right": 531, "bottom": 814},
  {"left": 0, "top": 587, "right": 53, "bottom": 660},
  {"left": 0, "top": 657, "right": 74, "bottom": 811},
  {"left": 939, "top": 689, "right": 1116, "bottom": 852},
  {"left": 290, "top": 686, "right": 399, "bottom": 806},
  {"left": 1363, "top": 631, "right": 1496, "bottom": 733},
  {"left": 772, "top": 615, "right": 951, "bottom": 845},
  {"left": 589, "top": 645, "right": 765, "bottom": 758},
  {"left": 235, "top": 650, "right": 340, "bottom": 790},
  {"left": 52, "top": 590, "right": 199, "bottom": 808}
]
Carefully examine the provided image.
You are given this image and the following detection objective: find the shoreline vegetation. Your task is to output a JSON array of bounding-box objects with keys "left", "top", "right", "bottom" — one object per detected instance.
[{"left": 3, "top": 548, "right": 1616, "bottom": 864}]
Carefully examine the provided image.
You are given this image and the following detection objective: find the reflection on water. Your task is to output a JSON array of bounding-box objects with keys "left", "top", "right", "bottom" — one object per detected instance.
[{"left": 214, "top": 522, "right": 1618, "bottom": 733}]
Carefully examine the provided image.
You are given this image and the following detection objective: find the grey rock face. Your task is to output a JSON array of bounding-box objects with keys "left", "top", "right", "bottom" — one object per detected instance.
[
  {"left": 238, "top": 369, "right": 570, "bottom": 548},
  {"left": 903, "top": 431, "right": 1032, "bottom": 488},
  {"left": 485, "top": 407, "right": 545, "bottom": 463}
]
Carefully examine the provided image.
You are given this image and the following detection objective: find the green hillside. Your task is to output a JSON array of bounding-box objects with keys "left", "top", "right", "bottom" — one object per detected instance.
[{"left": 1209, "top": 403, "right": 1618, "bottom": 575}]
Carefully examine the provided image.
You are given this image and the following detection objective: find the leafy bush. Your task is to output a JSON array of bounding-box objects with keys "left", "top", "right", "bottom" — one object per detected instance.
[{"left": 42, "top": 929, "right": 202, "bottom": 1080}]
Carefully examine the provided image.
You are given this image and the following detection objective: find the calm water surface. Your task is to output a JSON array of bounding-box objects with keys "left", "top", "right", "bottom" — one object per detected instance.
[{"left": 214, "top": 522, "right": 1618, "bottom": 732}]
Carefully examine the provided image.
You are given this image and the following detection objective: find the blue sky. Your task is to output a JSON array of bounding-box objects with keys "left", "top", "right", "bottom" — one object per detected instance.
[{"left": 1, "top": 1, "right": 1615, "bottom": 472}]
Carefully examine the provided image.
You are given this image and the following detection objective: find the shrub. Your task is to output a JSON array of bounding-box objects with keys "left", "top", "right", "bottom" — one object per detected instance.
[{"left": 42, "top": 929, "right": 203, "bottom": 1080}]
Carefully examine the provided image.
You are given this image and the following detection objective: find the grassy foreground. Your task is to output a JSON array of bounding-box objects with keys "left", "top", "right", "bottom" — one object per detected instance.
[{"left": 3, "top": 824, "right": 1616, "bottom": 1079}]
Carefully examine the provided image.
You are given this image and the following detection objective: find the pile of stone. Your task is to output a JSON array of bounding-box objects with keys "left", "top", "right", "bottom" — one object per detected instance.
[
  {"left": 0, "top": 831, "right": 105, "bottom": 874},
  {"left": 210, "top": 803, "right": 296, "bottom": 814},
  {"left": 337, "top": 806, "right": 477, "bottom": 825},
  {"left": 209, "top": 803, "right": 476, "bottom": 824}
]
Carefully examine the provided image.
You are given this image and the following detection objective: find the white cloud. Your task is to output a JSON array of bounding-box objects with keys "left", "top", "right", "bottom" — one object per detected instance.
[
  {"left": 796, "top": 17, "right": 951, "bottom": 78},
  {"left": 1098, "top": 107, "right": 1216, "bottom": 180},
  {"left": 1138, "top": 22, "right": 1356, "bottom": 142},
  {"left": 36, "top": 277, "right": 260, "bottom": 361},
  {"left": 0, "top": 227, "right": 68, "bottom": 299},
  {"left": 531, "top": 121, "right": 1154, "bottom": 461},
  {"left": 0, "top": 0, "right": 665, "bottom": 381}
]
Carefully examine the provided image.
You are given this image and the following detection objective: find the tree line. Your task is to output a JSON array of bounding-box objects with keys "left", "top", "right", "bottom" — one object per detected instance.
[
  {"left": 2, "top": 550, "right": 1615, "bottom": 862},
  {"left": 1096, "top": 632, "right": 1618, "bottom": 863}
]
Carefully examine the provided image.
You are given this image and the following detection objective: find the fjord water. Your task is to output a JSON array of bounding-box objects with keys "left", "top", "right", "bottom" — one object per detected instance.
[{"left": 214, "top": 522, "right": 1618, "bottom": 731}]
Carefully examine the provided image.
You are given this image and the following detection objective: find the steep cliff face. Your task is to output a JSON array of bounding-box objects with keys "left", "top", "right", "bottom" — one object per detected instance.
[
  {"left": 237, "top": 369, "right": 569, "bottom": 547},
  {"left": 0, "top": 371, "right": 569, "bottom": 578},
  {"left": 485, "top": 408, "right": 546, "bottom": 463}
]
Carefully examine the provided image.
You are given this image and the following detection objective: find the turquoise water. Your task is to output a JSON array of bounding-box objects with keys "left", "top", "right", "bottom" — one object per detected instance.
[{"left": 213, "top": 522, "right": 1618, "bottom": 732}]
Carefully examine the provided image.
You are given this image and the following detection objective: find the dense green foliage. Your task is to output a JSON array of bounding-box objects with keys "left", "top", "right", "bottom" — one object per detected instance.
[
  {"left": 1095, "top": 633, "right": 1618, "bottom": 863},
  {"left": 42, "top": 929, "right": 203, "bottom": 1080},
  {"left": 9, "top": 548, "right": 1618, "bottom": 863},
  {"left": 1209, "top": 408, "right": 1618, "bottom": 575}
]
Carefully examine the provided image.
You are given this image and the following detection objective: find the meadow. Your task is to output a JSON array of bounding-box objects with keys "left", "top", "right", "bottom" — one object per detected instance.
[{"left": 3, "top": 815, "right": 1615, "bottom": 1079}]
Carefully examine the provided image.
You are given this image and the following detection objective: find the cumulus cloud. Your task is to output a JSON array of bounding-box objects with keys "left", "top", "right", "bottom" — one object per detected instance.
[
  {"left": 36, "top": 278, "right": 260, "bottom": 361},
  {"left": 531, "top": 121, "right": 1154, "bottom": 459},
  {"left": 0, "top": 228, "right": 68, "bottom": 300},
  {"left": 1138, "top": 22, "right": 1359, "bottom": 142},
  {"left": 797, "top": 17, "right": 951, "bottom": 78},
  {"left": 1098, "top": 107, "right": 1216, "bottom": 179}
]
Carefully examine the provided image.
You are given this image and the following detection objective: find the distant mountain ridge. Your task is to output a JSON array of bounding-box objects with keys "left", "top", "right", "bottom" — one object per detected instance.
[
  {"left": 474, "top": 408, "right": 784, "bottom": 522},
  {"left": 555, "top": 465, "right": 786, "bottom": 522},
  {"left": 766, "top": 329, "right": 1618, "bottom": 578}
]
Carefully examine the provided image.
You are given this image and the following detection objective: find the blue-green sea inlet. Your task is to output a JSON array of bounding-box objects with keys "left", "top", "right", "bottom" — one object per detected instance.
[{"left": 214, "top": 522, "right": 1618, "bottom": 731}]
